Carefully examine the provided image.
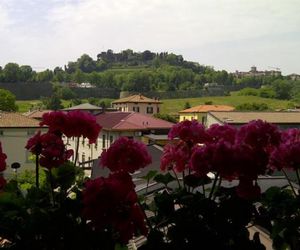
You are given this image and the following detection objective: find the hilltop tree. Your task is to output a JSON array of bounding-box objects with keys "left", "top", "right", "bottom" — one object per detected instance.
[
  {"left": 77, "top": 54, "right": 96, "bottom": 73},
  {"left": 19, "top": 65, "right": 33, "bottom": 82},
  {"left": 3, "top": 63, "right": 20, "bottom": 82},
  {"left": 0, "top": 88, "right": 18, "bottom": 111}
]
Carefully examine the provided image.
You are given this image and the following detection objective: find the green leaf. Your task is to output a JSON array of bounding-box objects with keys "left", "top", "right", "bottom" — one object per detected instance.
[
  {"left": 184, "top": 174, "right": 211, "bottom": 188},
  {"left": 51, "top": 162, "right": 80, "bottom": 190},
  {"left": 154, "top": 173, "right": 175, "bottom": 186},
  {"left": 114, "top": 243, "right": 128, "bottom": 250},
  {"left": 141, "top": 170, "right": 158, "bottom": 182}
]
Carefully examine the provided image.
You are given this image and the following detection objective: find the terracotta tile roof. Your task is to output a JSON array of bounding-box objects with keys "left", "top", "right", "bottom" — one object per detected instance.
[
  {"left": 179, "top": 105, "right": 235, "bottom": 113},
  {"left": 0, "top": 112, "right": 41, "bottom": 127},
  {"left": 95, "top": 112, "right": 174, "bottom": 131},
  {"left": 112, "top": 94, "right": 162, "bottom": 104},
  {"left": 63, "top": 103, "right": 102, "bottom": 111},
  {"left": 23, "top": 110, "right": 52, "bottom": 120},
  {"left": 209, "top": 111, "right": 300, "bottom": 124}
]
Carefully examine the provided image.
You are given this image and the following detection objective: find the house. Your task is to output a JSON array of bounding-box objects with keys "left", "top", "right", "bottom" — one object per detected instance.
[
  {"left": 62, "top": 103, "right": 117, "bottom": 115},
  {"left": 179, "top": 105, "right": 235, "bottom": 123},
  {"left": 95, "top": 111, "right": 174, "bottom": 151},
  {"left": 235, "top": 66, "right": 281, "bottom": 78},
  {"left": 206, "top": 111, "right": 300, "bottom": 129},
  {"left": 23, "top": 109, "right": 52, "bottom": 121},
  {"left": 0, "top": 112, "right": 47, "bottom": 177},
  {"left": 112, "top": 94, "right": 162, "bottom": 115}
]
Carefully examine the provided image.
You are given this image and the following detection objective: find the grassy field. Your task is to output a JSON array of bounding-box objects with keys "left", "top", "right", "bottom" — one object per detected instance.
[
  {"left": 160, "top": 94, "right": 293, "bottom": 115},
  {"left": 16, "top": 99, "right": 114, "bottom": 113},
  {"left": 16, "top": 94, "right": 292, "bottom": 115}
]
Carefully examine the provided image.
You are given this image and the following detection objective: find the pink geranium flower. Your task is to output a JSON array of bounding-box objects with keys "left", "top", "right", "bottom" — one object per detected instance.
[
  {"left": 26, "top": 131, "right": 73, "bottom": 169},
  {"left": 82, "top": 171, "right": 148, "bottom": 243},
  {"left": 40, "top": 110, "right": 101, "bottom": 143},
  {"left": 0, "top": 142, "right": 7, "bottom": 172},
  {"left": 101, "top": 137, "right": 152, "bottom": 173},
  {"left": 168, "top": 120, "right": 209, "bottom": 144}
]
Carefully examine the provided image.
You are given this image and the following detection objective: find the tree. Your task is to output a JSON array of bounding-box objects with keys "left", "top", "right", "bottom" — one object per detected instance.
[
  {"left": 3, "top": 63, "right": 20, "bottom": 82},
  {"left": 77, "top": 54, "right": 96, "bottom": 73},
  {"left": 0, "top": 88, "right": 18, "bottom": 111},
  {"left": 19, "top": 65, "right": 33, "bottom": 82},
  {"left": 272, "top": 80, "right": 293, "bottom": 100},
  {"left": 184, "top": 102, "right": 191, "bottom": 109},
  {"left": 42, "top": 94, "right": 63, "bottom": 110}
]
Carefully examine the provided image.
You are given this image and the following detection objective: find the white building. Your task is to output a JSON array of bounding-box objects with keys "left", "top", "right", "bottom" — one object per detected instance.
[{"left": 0, "top": 112, "right": 47, "bottom": 177}]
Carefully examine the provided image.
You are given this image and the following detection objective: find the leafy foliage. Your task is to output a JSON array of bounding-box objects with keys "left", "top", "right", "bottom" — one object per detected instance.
[{"left": 0, "top": 88, "right": 18, "bottom": 111}]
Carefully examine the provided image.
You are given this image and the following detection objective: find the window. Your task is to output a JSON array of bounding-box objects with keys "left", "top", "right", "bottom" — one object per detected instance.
[
  {"left": 27, "top": 130, "right": 35, "bottom": 136},
  {"left": 147, "top": 107, "right": 153, "bottom": 114},
  {"left": 157, "top": 107, "right": 160, "bottom": 113},
  {"left": 102, "top": 134, "right": 106, "bottom": 149},
  {"left": 0, "top": 130, "right": 3, "bottom": 136},
  {"left": 133, "top": 106, "right": 140, "bottom": 112},
  {"left": 109, "top": 135, "right": 113, "bottom": 145}
]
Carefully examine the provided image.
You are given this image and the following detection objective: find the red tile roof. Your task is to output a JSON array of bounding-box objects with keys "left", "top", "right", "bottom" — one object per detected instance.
[
  {"left": 179, "top": 105, "right": 235, "bottom": 113},
  {"left": 112, "top": 94, "right": 162, "bottom": 104},
  {"left": 0, "top": 112, "right": 41, "bottom": 127},
  {"left": 23, "top": 110, "right": 52, "bottom": 120},
  {"left": 95, "top": 112, "right": 174, "bottom": 131}
]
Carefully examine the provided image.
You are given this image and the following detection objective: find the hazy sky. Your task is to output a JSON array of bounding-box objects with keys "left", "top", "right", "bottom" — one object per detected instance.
[{"left": 0, "top": 0, "right": 299, "bottom": 74}]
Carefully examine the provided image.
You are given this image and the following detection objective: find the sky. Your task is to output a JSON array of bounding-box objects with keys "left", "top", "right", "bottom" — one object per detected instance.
[{"left": 0, "top": 0, "right": 299, "bottom": 75}]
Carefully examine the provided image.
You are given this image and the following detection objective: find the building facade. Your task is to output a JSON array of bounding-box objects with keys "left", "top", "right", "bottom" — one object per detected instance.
[
  {"left": 0, "top": 112, "right": 47, "bottom": 177},
  {"left": 112, "top": 94, "right": 162, "bottom": 115},
  {"left": 206, "top": 111, "right": 300, "bottom": 129},
  {"left": 179, "top": 105, "right": 235, "bottom": 124}
]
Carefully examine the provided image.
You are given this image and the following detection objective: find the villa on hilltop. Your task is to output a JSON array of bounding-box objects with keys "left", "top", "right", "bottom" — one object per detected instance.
[
  {"left": 112, "top": 94, "right": 162, "bottom": 115},
  {"left": 235, "top": 66, "right": 281, "bottom": 78}
]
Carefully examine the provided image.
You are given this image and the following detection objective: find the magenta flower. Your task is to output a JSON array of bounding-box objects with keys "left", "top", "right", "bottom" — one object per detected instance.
[
  {"left": 82, "top": 171, "right": 148, "bottom": 243},
  {"left": 206, "top": 124, "right": 237, "bottom": 144},
  {"left": 191, "top": 141, "right": 238, "bottom": 180},
  {"left": 268, "top": 128, "right": 300, "bottom": 171},
  {"left": 26, "top": 131, "right": 73, "bottom": 169},
  {"left": 168, "top": 120, "right": 209, "bottom": 144},
  {"left": 236, "top": 120, "right": 281, "bottom": 149},
  {"left": 101, "top": 137, "right": 152, "bottom": 173},
  {"left": 160, "top": 141, "right": 191, "bottom": 172},
  {"left": 0, "top": 142, "right": 7, "bottom": 172},
  {"left": 40, "top": 110, "right": 101, "bottom": 143}
]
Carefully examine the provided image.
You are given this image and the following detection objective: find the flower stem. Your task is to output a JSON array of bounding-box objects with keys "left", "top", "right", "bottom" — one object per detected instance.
[
  {"left": 35, "top": 153, "right": 39, "bottom": 189},
  {"left": 74, "top": 137, "right": 80, "bottom": 166},
  {"left": 282, "top": 169, "right": 297, "bottom": 197},
  {"left": 48, "top": 170, "right": 55, "bottom": 205},
  {"left": 296, "top": 169, "right": 300, "bottom": 189},
  {"left": 138, "top": 200, "right": 152, "bottom": 230},
  {"left": 213, "top": 176, "right": 222, "bottom": 201},
  {"left": 172, "top": 169, "right": 181, "bottom": 188},
  {"left": 209, "top": 172, "right": 219, "bottom": 200}
]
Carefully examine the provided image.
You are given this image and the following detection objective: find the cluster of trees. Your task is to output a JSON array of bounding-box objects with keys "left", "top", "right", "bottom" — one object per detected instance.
[
  {"left": 0, "top": 63, "right": 53, "bottom": 83},
  {"left": 0, "top": 88, "right": 18, "bottom": 111},
  {"left": 237, "top": 79, "right": 300, "bottom": 101},
  {"left": 0, "top": 50, "right": 235, "bottom": 92},
  {"left": 1, "top": 49, "right": 299, "bottom": 102}
]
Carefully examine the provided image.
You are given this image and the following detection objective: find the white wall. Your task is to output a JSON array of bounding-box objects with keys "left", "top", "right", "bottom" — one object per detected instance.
[
  {"left": 113, "top": 103, "right": 161, "bottom": 115},
  {"left": 205, "top": 113, "right": 223, "bottom": 128},
  {"left": 0, "top": 127, "right": 47, "bottom": 178}
]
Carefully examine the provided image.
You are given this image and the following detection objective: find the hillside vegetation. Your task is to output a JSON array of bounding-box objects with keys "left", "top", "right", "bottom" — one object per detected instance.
[
  {"left": 16, "top": 93, "right": 292, "bottom": 115},
  {"left": 161, "top": 94, "right": 292, "bottom": 115}
]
